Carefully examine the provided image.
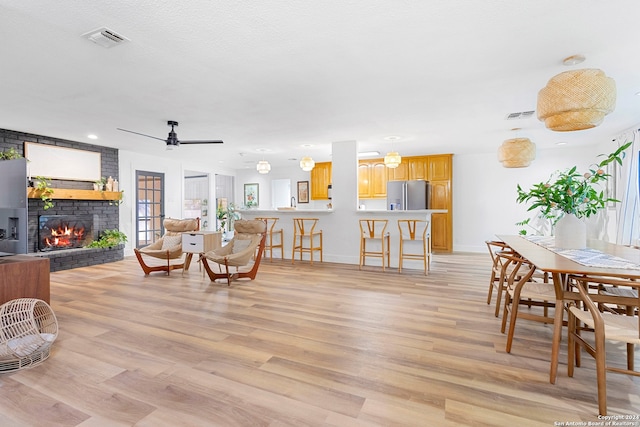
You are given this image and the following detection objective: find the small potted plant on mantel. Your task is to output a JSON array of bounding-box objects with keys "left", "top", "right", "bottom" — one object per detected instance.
[{"left": 515, "top": 141, "right": 631, "bottom": 249}]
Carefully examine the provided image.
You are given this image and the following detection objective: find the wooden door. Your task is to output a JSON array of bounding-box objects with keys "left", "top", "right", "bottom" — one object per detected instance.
[
  {"left": 409, "top": 157, "right": 427, "bottom": 180},
  {"left": 429, "top": 180, "right": 451, "bottom": 252},
  {"left": 311, "top": 162, "right": 332, "bottom": 200},
  {"left": 428, "top": 155, "right": 452, "bottom": 181},
  {"left": 370, "top": 161, "right": 388, "bottom": 198},
  {"left": 358, "top": 162, "right": 371, "bottom": 199},
  {"left": 387, "top": 161, "right": 408, "bottom": 181}
]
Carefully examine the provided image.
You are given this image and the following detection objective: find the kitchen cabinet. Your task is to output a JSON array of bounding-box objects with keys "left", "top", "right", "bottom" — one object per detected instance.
[
  {"left": 387, "top": 162, "right": 408, "bottom": 181},
  {"left": 387, "top": 156, "right": 427, "bottom": 181},
  {"left": 310, "top": 162, "right": 332, "bottom": 200},
  {"left": 358, "top": 159, "right": 387, "bottom": 199},
  {"left": 427, "top": 154, "right": 453, "bottom": 252}
]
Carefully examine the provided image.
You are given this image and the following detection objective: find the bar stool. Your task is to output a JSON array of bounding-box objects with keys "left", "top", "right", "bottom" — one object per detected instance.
[
  {"left": 359, "top": 219, "right": 390, "bottom": 271},
  {"left": 397, "top": 219, "right": 431, "bottom": 275},
  {"left": 291, "top": 218, "right": 323, "bottom": 264},
  {"left": 255, "top": 217, "right": 284, "bottom": 261}
]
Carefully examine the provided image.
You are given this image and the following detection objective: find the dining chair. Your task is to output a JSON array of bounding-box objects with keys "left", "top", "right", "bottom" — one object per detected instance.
[
  {"left": 498, "top": 252, "right": 558, "bottom": 354},
  {"left": 398, "top": 219, "right": 430, "bottom": 275},
  {"left": 485, "top": 240, "right": 515, "bottom": 317},
  {"left": 359, "top": 219, "right": 390, "bottom": 271},
  {"left": 567, "top": 274, "right": 640, "bottom": 416}
]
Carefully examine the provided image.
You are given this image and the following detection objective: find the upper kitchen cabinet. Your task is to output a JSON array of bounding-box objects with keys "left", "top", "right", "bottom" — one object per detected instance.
[
  {"left": 387, "top": 156, "right": 427, "bottom": 181},
  {"left": 310, "top": 162, "right": 332, "bottom": 200},
  {"left": 358, "top": 159, "right": 387, "bottom": 199},
  {"left": 387, "top": 161, "right": 408, "bottom": 181},
  {"left": 427, "top": 154, "right": 452, "bottom": 181}
]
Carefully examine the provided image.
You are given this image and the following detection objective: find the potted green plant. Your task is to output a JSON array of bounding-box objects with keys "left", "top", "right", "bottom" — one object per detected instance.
[
  {"left": 516, "top": 142, "right": 631, "bottom": 248},
  {"left": 0, "top": 147, "right": 22, "bottom": 160},
  {"left": 86, "top": 229, "right": 127, "bottom": 248},
  {"left": 34, "top": 176, "right": 55, "bottom": 210},
  {"left": 216, "top": 202, "right": 240, "bottom": 237}
]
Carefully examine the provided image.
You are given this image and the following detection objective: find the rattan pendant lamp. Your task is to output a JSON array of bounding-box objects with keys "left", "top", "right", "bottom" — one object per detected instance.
[
  {"left": 537, "top": 57, "right": 616, "bottom": 131},
  {"left": 498, "top": 135, "right": 536, "bottom": 168}
]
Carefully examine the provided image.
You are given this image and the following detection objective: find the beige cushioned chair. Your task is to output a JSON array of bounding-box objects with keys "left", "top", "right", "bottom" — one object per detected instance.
[
  {"left": 134, "top": 217, "right": 199, "bottom": 275},
  {"left": 200, "top": 219, "right": 267, "bottom": 285}
]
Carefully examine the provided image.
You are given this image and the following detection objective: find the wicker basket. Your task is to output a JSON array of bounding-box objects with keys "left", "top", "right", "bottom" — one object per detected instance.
[{"left": 0, "top": 298, "right": 58, "bottom": 373}]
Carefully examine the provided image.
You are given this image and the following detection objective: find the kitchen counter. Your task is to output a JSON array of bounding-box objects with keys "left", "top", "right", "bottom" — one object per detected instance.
[
  {"left": 238, "top": 209, "right": 334, "bottom": 214},
  {"left": 355, "top": 209, "right": 447, "bottom": 214}
]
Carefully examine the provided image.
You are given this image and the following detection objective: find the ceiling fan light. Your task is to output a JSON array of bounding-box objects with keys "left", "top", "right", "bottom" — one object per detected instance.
[
  {"left": 300, "top": 156, "right": 315, "bottom": 171},
  {"left": 384, "top": 151, "right": 401, "bottom": 168},
  {"left": 256, "top": 160, "right": 271, "bottom": 174}
]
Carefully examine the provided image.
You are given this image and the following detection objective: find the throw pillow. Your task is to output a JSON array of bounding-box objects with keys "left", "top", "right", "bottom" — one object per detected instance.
[
  {"left": 232, "top": 238, "right": 252, "bottom": 254},
  {"left": 161, "top": 234, "right": 182, "bottom": 250}
]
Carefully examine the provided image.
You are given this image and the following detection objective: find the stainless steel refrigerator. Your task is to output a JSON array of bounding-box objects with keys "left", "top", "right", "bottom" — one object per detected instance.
[{"left": 386, "top": 180, "right": 430, "bottom": 210}]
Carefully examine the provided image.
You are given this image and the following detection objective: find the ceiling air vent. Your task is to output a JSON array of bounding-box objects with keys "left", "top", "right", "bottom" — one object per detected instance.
[
  {"left": 81, "top": 27, "right": 129, "bottom": 48},
  {"left": 506, "top": 110, "right": 535, "bottom": 120}
]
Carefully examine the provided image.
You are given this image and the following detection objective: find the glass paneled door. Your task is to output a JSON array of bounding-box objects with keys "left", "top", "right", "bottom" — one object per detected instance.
[{"left": 136, "top": 170, "right": 165, "bottom": 248}]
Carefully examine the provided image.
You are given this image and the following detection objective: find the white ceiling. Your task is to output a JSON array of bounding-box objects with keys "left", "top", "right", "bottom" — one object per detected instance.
[{"left": 1, "top": 1, "right": 639, "bottom": 171}]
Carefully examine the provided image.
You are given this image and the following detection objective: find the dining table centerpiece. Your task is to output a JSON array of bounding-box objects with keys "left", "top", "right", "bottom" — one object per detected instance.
[{"left": 515, "top": 141, "right": 630, "bottom": 249}]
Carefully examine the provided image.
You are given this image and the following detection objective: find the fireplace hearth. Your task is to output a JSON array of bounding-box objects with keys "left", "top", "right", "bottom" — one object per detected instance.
[{"left": 38, "top": 215, "right": 93, "bottom": 251}]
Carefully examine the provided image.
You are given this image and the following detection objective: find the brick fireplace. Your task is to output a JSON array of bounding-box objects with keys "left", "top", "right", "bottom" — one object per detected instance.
[{"left": 1, "top": 127, "right": 124, "bottom": 272}]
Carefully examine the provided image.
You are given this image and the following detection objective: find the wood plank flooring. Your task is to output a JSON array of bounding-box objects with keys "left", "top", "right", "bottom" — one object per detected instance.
[{"left": 1, "top": 253, "right": 638, "bottom": 426}]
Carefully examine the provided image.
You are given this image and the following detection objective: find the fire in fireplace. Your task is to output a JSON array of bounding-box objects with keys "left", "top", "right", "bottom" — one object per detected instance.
[{"left": 38, "top": 215, "right": 93, "bottom": 251}]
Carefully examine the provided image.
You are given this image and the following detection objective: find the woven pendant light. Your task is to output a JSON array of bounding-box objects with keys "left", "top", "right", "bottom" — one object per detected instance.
[
  {"left": 300, "top": 156, "right": 315, "bottom": 171},
  {"left": 498, "top": 138, "right": 536, "bottom": 168},
  {"left": 256, "top": 160, "right": 271, "bottom": 174},
  {"left": 384, "top": 151, "right": 402, "bottom": 168},
  {"left": 537, "top": 68, "right": 616, "bottom": 132}
]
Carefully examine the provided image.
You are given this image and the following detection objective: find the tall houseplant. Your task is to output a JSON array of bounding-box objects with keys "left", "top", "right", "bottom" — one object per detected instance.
[{"left": 516, "top": 142, "right": 631, "bottom": 247}]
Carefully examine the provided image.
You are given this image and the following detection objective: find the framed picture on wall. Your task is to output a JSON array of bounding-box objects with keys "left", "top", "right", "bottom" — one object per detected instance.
[
  {"left": 244, "top": 183, "right": 259, "bottom": 208},
  {"left": 297, "top": 181, "right": 309, "bottom": 203}
]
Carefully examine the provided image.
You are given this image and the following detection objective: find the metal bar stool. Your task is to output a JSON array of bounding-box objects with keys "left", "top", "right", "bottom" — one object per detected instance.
[
  {"left": 255, "top": 217, "right": 284, "bottom": 261},
  {"left": 291, "top": 218, "right": 323, "bottom": 264},
  {"left": 397, "top": 219, "right": 431, "bottom": 275},
  {"left": 359, "top": 219, "right": 390, "bottom": 271}
]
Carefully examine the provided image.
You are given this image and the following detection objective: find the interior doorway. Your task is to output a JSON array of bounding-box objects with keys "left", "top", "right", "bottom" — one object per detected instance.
[{"left": 184, "top": 170, "right": 209, "bottom": 229}]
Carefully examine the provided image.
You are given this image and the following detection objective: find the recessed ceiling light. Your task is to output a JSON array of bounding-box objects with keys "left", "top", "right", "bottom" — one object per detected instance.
[
  {"left": 256, "top": 148, "right": 272, "bottom": 152},
  {"left": 301, "top": 144, "right": 313, "bottom": 148},
  {"left": 384, "top": 135, "right": 402, "bottom": 141},
  {"left": 635, "top": 91, "right": 640, "bottom": 96},
  {"left": 556, "top": 141, "right": 568, "bottom": 146},
  {"left": 562, "top": 54, "right": 585, "bottom": 66},
  {"left": 87, "top": 134, "right": 98, "bottom": 139}
]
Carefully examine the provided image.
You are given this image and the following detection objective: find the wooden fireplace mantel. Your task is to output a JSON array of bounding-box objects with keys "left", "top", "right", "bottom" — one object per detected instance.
[{"left": 27, "top": 188, "right": 123, "bottom": 201}]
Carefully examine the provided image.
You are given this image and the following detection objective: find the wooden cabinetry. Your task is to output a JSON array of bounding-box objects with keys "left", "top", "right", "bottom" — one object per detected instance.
[
  {"left": 358, "top": 159, "right": 387, "bottom": 199},
  {"left": 310, "top": 162, "right": 332, "bottom": 200},
  {"left": 426, "top": 154, "right": 453, "bottom": 252},
  {"left": 384, "top": 153, "right": 453, "bottom": 252},
  {"left": 0, "top": 255, "right": 50, "bottom": 304},
  {"left": 387, "top": 162, "right": 408, "bottom": 181}
]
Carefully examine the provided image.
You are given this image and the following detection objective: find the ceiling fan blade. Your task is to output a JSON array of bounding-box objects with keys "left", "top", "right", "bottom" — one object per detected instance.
[
  {"left": 179, "top": 140, "right": 224, "bottom": 144},
  {"left": 117, "top": 128, "right": 167, "bottom": 142}
]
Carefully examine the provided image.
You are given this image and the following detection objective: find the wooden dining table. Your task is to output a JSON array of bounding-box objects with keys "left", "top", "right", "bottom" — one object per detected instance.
[{"left": 496, "top": 235, "right": 640, "bottom": 384}]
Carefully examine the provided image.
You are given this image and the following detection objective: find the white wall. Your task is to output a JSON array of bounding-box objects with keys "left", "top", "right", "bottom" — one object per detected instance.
[
  {"left": 235, "top": 165, "right": 330, "bottom": 210},
  {"left": 453, "top": 144, "right": 599, "bottom": 252},
  {"left": 118, "top": 149, "right": 236, "bottom": 256}
]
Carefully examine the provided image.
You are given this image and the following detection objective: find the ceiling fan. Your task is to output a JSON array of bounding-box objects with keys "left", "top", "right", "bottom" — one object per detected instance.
[{"left": 117, "top": 120, "right": 224, "bottom": 149}]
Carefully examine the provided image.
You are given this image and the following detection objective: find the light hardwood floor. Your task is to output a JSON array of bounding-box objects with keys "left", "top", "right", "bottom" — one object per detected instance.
[{"left": 1, "top": 253, "right": 638, "bottom": 426}]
